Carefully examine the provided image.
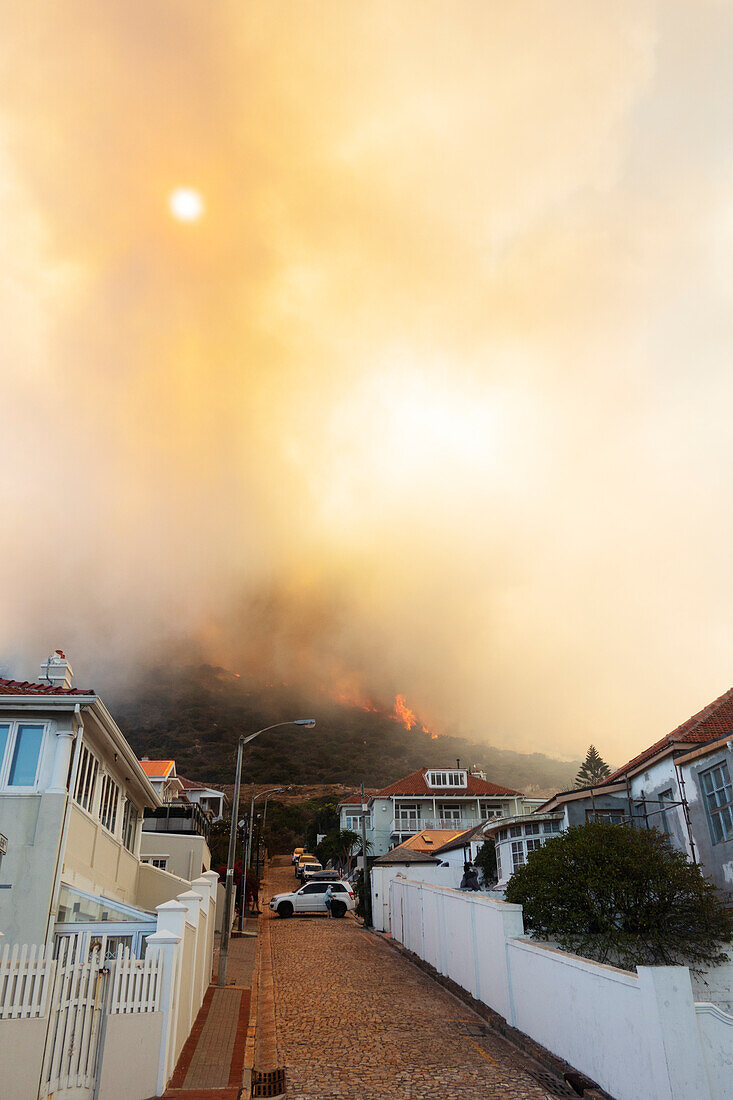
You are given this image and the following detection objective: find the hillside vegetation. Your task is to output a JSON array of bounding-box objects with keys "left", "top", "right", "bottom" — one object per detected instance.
[{"left": 112, "top": 664, "right": 578, "bottom": 795}]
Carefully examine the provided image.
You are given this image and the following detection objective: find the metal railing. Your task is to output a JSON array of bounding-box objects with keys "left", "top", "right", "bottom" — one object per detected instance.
[
  {"left": 390, "top": 817, "right": 477, "bottom": 835},
  {"left": 142, "top": 802, "right": 211, "bottom": 840}
]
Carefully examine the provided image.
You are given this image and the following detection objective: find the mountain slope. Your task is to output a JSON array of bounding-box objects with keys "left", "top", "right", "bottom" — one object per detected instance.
[{"left": 112, "top": 664, "right": 578, "bottom": 795}]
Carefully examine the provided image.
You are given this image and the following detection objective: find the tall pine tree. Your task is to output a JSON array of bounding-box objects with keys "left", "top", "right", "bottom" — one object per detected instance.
[{"left": 575, "top": 744, "right": 611, "bottom": 788}]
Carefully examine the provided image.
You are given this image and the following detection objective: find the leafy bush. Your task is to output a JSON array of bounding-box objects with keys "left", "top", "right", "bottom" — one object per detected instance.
[
  {"left": 505, "top": 823, "right": 732, "bottom": 969},
  {"left": 474, "top": 838, "right": 497, "bottom": 886}
]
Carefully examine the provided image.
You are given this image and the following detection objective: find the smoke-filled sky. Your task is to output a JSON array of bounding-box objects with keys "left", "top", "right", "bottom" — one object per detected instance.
[{"left": 3, "top": 1, "right": 733, "bottom": 764}]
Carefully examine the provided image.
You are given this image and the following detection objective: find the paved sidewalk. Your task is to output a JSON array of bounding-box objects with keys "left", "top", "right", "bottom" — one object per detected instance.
[
  {"left": 265, "top": 857, "right": 548, "bottom": 1100},
  {"left": 162, "top": 933, "right": 255, "bottom": 1098}
]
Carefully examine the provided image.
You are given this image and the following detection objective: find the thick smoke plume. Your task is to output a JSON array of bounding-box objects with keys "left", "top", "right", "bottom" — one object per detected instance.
[{"left": 3, "top": 3, "right": 733, "bottom": 762}]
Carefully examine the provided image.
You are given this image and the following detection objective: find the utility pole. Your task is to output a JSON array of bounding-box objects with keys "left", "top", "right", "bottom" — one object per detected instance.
[{"left": 360, "top": 781, "right": 371, "bottom": 927}]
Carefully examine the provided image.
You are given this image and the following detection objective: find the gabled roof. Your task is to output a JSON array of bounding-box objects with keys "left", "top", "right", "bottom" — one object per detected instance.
[
  {"left": 372, "top": 846, "right": 439, "bottom": 865},
  {"left": 392, "top": 828, "right": 466, "bottom": 854},
  {"left": 605, "top": 685, "right": 733, "bottom": 783},
  {"left": 0, "top": 677, "right": 93, "bottom": 697},
  {"left": 139, "top": 759, "right": 176, "bottom": 780},
  {"left": 374, "top": 767, "right": 520, "bottom": 798},
  {"left": 432, "top": 824, "right": 486, "bottom": 854},
  {"left": 338, "top": 797, "right": 364, "bottom": 807},
  {"left": 178, "top": 776, "right": 224, "bottom": 794}
]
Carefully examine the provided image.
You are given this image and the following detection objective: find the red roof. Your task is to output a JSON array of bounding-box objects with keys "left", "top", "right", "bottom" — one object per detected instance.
[
  {"left": 139, "top": 759, "right": 176, "bottom": 779},
  {"left": 0, "top": 677, "right": 93, "bottom": 697},
  {"left": 178, "top": 776, "right": 223, "bottom": 793},
  {"left": 338, "top": 797, "right": 364, "bottom": 807},
  {"left": 375, "top": 767, "right": 520, "bottom": 798},
  {"left": 606, "top": 685, "right": 733, "bottom": 782}
]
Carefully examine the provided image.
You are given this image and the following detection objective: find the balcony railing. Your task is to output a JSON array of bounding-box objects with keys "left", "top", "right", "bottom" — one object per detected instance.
[
  {"left": 142, "top": 802, "right": 211, "bottom": 841},
  {"left": 390, "top": 817, "right": 477, "bottom": 835}
]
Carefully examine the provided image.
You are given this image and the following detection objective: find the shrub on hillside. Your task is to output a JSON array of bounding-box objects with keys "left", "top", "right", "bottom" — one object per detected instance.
[{"left": 504, "top": 822, "right": 731, "bottom": 969}]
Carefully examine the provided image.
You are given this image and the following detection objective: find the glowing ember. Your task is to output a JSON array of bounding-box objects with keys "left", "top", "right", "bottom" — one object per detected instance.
[{"left": 393, "top": 693, "right": 417, "bottom": 730}]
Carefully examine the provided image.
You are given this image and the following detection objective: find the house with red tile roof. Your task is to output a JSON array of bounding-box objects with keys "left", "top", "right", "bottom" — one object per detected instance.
[
  {"left": 537, "top": 686, "right": 733, "bottom": 903},
  {"left": 0, "top": 654, "right": 197, "bottom": 951},
  {"left": 340, "top": 762, "right": 542, "bottom": 858}
]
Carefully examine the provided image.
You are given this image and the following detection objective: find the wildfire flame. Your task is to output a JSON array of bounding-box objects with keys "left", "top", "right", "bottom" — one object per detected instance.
[
  {"left": 329, "top": 683, "right": 442, "bottom": 739},
  {"left": 393, "top": 693, "right": 417, "bottom": 730}
]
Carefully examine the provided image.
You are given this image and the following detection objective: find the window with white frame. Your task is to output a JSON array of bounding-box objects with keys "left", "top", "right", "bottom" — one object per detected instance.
[
  {"left": 526, "top": 838, "right": 542, "bottom": 856},
  {"left": 345, "top": 814, "right": 370, "bottom": 832},
  {"left": 439, "top": 804, "right": 462, "bottom": 821},
  {"left": 511, "top": 840, "right": 525, "bottom": 869},
  {"left": 700, "top": 762, "right": 733, "bottom": 845},
  {"left": 524, "top": 822, "right": 541, "bottom": 836},
  {"left": 73, "top": 742, "right": 99, "bottom": 812},
  {"left": 141, "top": 856, "right": 168, "bottom": 870},
  {"left": 543, "top": 820, "right": 561, "bottom": 834},
  {"left": 426, "top": 770, "right": 467, "bottom": 788},
  {"left": 99, "top": 773, "right": 120, "bottom": 834},
  {"left": 480, "top": 802, "right": 502, "bottom": 818},
  {"left": 0, "top": 722, "right": 46, "bottom": 789},
  {"left": 122, "top": 799, "right": 139, "bottom": 852},
  {"left": 495, "top": 845, "right": 502, "bottom": 880}
]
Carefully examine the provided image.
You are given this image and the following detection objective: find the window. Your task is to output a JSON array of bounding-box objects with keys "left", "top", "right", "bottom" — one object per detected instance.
[
  {"left": 427, "top": 770, "right": 467, "bottom": 788},
  {"left": 543, "top": 820, "right": 561, "bottom": 834},
  {"left": 74, "top": 743, "right": 99, "bottom": 812},
  {"left": 510, "top": 825, "right": 522, "bottom": 838},
  {"left": 526, "top": 838, "right": 542, "bottom": 856},
  {"left": 142, "top": 857, "right": 168, "bottom": 870},
  {"left": 99, "top": 774, "right": 120, "bottom": 834},
  {"left": 658, "top": 789, "right": 674, "bottom": 834},
  {"left": 495, "top": 846, "right": 502, "bottom": 880},
  {"left": 511, "top": 840, "right": 525, "bottom": 868},
  {"left": 480, "top": 803, "right": 501, "bottom": 818},
  {"left": 525, "top": 823, "right": 540, "bottom": 836},
  {"left": 122, "top": 800, "right": 139, "bottom": 852},
  {"left": 0, "top": 726, "right": 9, "bottom": 771},
  {"left": 300, "top": 883, "right": 328, "bottom": 894},
  {"left": 585, "top": 809, "right": 624, "bottom": 825},
  {"left": 439, "top": 805, "right": 462, "bottom": 821},
  {"left": 396, "top": 804, "right": 420, "bottom": 823},
  {"left": 700, "top": 762, "right": 733, "bottom": 845},
  {"left": 7, "top": 725, "right": 44, "bottom": 786}
]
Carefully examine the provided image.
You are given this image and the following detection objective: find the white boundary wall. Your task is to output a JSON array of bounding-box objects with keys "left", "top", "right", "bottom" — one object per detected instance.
[{"left": 388, "top": 878, "right": 733, "bottom": 1100}]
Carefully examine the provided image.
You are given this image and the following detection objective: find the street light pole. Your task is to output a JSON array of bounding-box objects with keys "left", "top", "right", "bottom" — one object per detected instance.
[
  {"left": 239, "top": 786, "right": 283, "bottom": 932},
  {"left": 218, "top": 723, "right": 314, "bottom": 987}
]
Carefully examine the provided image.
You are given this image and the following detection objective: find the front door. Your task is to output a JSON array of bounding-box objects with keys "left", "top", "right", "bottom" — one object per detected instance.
[{"left": 294, "top": 883, "right": 328, "bottom": 912}]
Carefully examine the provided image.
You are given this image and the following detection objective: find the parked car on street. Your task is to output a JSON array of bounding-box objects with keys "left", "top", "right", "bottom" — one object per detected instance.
[
  {"left": 292, "top": 847, "right": 305, "bottom": 865},
  {"left": 301, "top": 861, "right": 324, "bottom": 882},
  {"left": 270, "top": 880, "right": 355, "bottom": 919},
  {"left": 306, "top": 870, "right": 342, "bottom": 882},
  {"left": 295, "top": 853, "right": 317, "bottom": 878}
]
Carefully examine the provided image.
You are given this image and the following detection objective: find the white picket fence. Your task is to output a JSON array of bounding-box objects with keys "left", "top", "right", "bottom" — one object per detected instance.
[
  {"left": 0, "top": 942, "right": 55, "bottom": 1020},
  {"left": 0, "top": 871, "right": 219, "bottom": 1100},
  {"left": 110, "top": 943, "right": 162, "bottom": 1014}
]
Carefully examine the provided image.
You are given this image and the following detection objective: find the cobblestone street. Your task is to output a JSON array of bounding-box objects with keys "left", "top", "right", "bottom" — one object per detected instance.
[{"left": 266, "top": 859, "right": 548, "bottom": 1099}]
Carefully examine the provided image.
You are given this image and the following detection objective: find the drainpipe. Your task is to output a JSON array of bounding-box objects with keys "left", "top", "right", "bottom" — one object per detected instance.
[
  {"left": 674, "top": 759, "right": 697, "bottom": 864},
  {"left": 45, "top": 704, "right": 86, "bottom": 945}
]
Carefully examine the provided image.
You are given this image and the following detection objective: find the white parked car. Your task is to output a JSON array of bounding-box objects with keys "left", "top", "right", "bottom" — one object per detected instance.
[
  {"left": 301, "top": 861, "right": 324, "bottom": 882},
  {"left": 269, "top": 880, "right": 355, "bottom": 919}
]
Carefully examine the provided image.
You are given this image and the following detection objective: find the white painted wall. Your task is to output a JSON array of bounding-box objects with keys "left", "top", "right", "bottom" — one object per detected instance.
[
  {"left": 97, "top": 1011, "right": 163, "bottom": 1100},
  {"left": 370, "top": 862, "right": 458, "bottom": 931},
  {"left": 0, "top": 1017, "right": 47, "bottom": 1099},
  {"left": 388, "top": 878, "right": 731, "bottom": 1100}
]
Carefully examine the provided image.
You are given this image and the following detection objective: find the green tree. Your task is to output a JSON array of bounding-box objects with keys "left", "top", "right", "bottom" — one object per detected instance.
[
  {"left": 474, "top": 838, "right": 497, "bottom": 886},
  {"left": 505, "top": 822, "right": 731, "bottom": 969},
  {"left": 316, "top": 828, "right": 372, "bottom": 872},
  {"left": 574, "top": 744, "right": 611, "bottom": 788}
]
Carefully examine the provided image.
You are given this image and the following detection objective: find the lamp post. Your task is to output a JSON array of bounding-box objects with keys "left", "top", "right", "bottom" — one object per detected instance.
[
  {"left": 218, "top": 722, "right": 315, "bottom": 987},
  {"left": 239, "top": 786, "right": 283, "bottom": 931}
]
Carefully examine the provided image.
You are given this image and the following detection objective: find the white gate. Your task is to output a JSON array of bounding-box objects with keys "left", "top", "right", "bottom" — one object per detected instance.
[{"left": 40, "top": 934, "right": 109, "bottom": 1099}]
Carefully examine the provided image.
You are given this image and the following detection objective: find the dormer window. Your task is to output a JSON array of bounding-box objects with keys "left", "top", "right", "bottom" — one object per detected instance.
[{"left": 426, "top": 770, "right": 467, "bottom": 788}]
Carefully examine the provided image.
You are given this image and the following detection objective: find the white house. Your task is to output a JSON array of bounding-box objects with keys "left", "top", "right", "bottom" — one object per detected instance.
[
  {"left": 177, "top": 775, "right": 227, "bottom": 821},
  {"left": 137, "top": 759, "right": 216, "bottom": 882},
  {"left": 0, "top": 654, "right": 196, "bottom": 953},
  {"left": 341, "top": 763, "right": 539, "bottom": 859}
]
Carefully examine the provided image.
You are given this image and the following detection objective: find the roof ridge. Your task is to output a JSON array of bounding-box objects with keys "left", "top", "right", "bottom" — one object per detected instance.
[{"left": 668, "top": 684, "right": 733, "bottom": 742}]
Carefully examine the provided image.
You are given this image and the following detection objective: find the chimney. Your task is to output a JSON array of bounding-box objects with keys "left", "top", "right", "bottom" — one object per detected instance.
[
  {"left": 456, "top": 758, "right": 461, "bottom": 770},
  {"left": 40, "top": 651, "right": 74, "bottom": 690}
]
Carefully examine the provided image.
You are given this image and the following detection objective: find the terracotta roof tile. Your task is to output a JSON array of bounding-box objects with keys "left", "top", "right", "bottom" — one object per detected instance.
[
  {"left": 374, "top": 767, "right": 520, "bottom": 798},
  {"left": 0, "top": 677, "right": 93, "bottom": 697},
  {"left": 138, "top": 759, "right": 176, "bottom": 779},
  {"left": 606, "top": 685, "right": 733, "bottom": 782},
  {"left": 392, "top": 828, "right": 467, "bottom": 853}
]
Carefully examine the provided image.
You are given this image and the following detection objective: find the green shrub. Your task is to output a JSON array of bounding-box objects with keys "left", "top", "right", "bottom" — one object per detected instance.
[{"left": 505, "top": 822, "right": 732, "bottom": 969}]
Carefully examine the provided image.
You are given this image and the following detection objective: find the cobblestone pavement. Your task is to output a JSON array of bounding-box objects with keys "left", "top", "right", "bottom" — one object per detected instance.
[{"left": 266, "top": 858, "right": 548, "bottom": 1100}]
